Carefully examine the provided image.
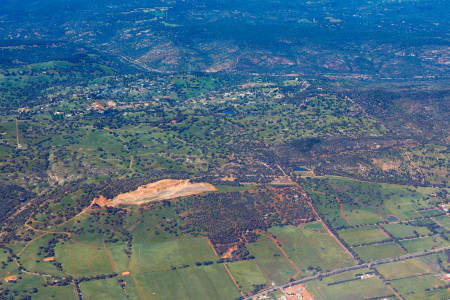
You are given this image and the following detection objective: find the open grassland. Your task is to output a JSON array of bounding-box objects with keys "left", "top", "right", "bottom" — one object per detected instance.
[
  {"left": 124, "top": 264, "right": 240, "bottom": 300},
  {"left": 247, "top": 235, "right": 297, "bottom": 285},
  {"left": 354, "top": 242, "right": 406, "bottom": 262},
  {"left": 80, "top": 278, "right": 126, "bottom": 300},
  {"left": 269, "top": 224, "right": 355, "bottom": 274},
  {"left": 227, "top": 260, "right": 268, "bottom": 295},
  {"left": 383, "top": 223, "right": 433, "bottom": 239},
  {"left": 400, "top": 235, "right": 450, "bottom": 253},
  {"left": 337, "top": 226, "right": 389, "bottom": 246},
  {"left": 375, "top": 258, "right": 433, "bottom": 280},
  {"left": 306, "top": 269, "right": 392, "bottom": 300}
]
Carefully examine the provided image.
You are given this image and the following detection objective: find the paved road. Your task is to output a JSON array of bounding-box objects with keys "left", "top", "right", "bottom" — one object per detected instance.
[{"left": 245, "top": 246, "right": 450, "bottom": 300}]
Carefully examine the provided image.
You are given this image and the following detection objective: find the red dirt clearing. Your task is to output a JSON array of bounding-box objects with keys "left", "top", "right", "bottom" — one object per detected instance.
[
  {"left": 43, "top": 256, "right": 55, "bottom": 262},
  {"left": 283, "top": 284, "right": 313, "bottom": 300},
  {"left": 4, "top": 275, "right": 18, "bottom": 283}
]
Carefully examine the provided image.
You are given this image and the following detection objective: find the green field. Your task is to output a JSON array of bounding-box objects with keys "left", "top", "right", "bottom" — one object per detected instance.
[
  {"left": 337, "top": 226, "right": 389, "bottom": 246},
  {"left": 18, "top": 234, "right": 65, "bottom": 276},
  {"left": 309, "top": 177, "right": 440, "bottom": 228},
  {"left": 390, "top": 275, "right": 448, "bottom": 300},
  {"left": 125, "top": 264, "right": 241, "bottom": 300},
  {"left": 269, "top": 224, "right": 355, "bottom": 274},
  {"left": 0, "top": 274, "right": 75, "bottom": 299},
  {"left": 0, "top": 249, "right": 18, "bottom": 279},
  {"left": 400, "top": 235, "right": 450, "bottom": 253},
  {"left": 54, "top": 239, "right": 114, "bottom": 277},
  {"left": 375, "top": 258, "right": 432, "bottom": 280},
  {"left": 354, "top": 242, "right": 406, "bottom": 262},
  {"left": 227, "top": 260, "right": 268, "bottom": 295},
  {"left": 383, "top": 223, "right": 433, "bottom": 239},
  {"left": 80, "top": 278, "right": 126, "bottom": 300},
  {"left": 433, "top": 215, "right": 450, "bottom": 230},
  {"left": 247, "top": 234, "right": 297, "bottom": 284},
  {"left": 306, "top": 269, "right": 392, "bottom": 300},
  {"left": 129, "top": 236, "right": 217, "bottom": 273}
]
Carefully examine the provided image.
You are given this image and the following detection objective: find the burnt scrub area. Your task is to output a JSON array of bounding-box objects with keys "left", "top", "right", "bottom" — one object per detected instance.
[{"left": 177, "top": 186, "right": 315, "bottom": 259}]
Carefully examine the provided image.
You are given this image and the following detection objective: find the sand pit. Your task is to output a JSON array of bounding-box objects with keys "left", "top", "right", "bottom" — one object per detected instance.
[
  {"left": 4, "top": 275, "right": 18, "bottom": 283},
  {"left": 100, "top": 179, "right": 217, "bottom": 207},
  {"left": 43, "top": 256, "right": 55, "bottom": 262}
]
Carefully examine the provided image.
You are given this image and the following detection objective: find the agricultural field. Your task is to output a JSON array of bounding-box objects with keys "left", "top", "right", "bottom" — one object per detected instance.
[
  {"left": 337, "top": 226, "right": 389, "bottom": 246},
  {"left": 247, "top": 235, "right": 298, "bottom": 285},
  {"left": 433, "top": 215, "right": 450, "bottom": 230},
  {"left": 125, "top": 264, "right": 241, "bottom": 300},
  {"left": 305, "top": 177, "right": 443, "bottom": 228},
  {"left": 376, "top": 258, "right": 433, "bottom": 280},
  {"left": 400, "top": 235, "right": 450, "bottom": 253},
  {"left": 305, "top": 268, "right": 393, "bottom": 300},
  {"left": 80, "top": 278, "right": 125, "bottom": 300},
  {"left": 354, "top": 243, "right": 407, "bottom": 262},
  {"left": 0, "top": 1, "right": 449, "bottom": 298},
  {"left": 226, "top": 260, "right": 268, "bottom": 295},
  {"left": 0, "top": 274, "right": 75, "bottom": 300},
  {"left": 269, "top": 224, "right": 355, "bottom": 274},
  {"left": 129, "top": 236, "right": 217, "bottom": 273},
  {"left": 390, "top": 275, "right": 448, "bottom": 300},
  {"left": 383, "top": 223, "right": 433, "bottom": 239}
]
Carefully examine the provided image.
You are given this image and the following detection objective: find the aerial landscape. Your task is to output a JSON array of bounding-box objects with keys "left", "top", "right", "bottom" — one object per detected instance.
[{"left": 0, "top": 0, "right": 448, "bottom": 299}]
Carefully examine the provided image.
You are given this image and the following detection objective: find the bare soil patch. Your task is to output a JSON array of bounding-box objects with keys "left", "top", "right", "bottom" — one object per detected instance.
[
  {"left": 108, "top": 179, "right": 217, "bottom": 206},
  {"left": 4, "top": 275, "right": 18, "bottom": 283},
  {"left": 283, "top": 284, "right": 313, "bottom": 300},
  {"left": 43, "top": 256, "right": 55, "bottom": 262}
]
